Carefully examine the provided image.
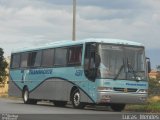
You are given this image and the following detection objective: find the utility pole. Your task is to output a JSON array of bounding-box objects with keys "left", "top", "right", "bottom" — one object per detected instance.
[{"left": 72, "top": 0, "right": 76, "bottom": 41}]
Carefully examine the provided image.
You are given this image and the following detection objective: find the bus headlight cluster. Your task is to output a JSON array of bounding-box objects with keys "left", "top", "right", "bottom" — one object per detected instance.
[
  {"left": 97, "top": 87, "right": 113, "bottom": 92},
  {"left": 138, "top": 89, "right": 148, "bottom": 94}
]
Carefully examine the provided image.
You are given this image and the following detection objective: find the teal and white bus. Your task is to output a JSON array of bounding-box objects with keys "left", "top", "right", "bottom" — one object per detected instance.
[{"left": 9, "top": 38, "right": 150, "bottom": 111}]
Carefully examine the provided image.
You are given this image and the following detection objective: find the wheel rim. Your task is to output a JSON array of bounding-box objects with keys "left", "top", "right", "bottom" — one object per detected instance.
[
  {"left": 73, "top": 92, "right": 80, "bottom": 106},
  {"left": 24, "top": 90, "right": 28, "bottom": 102}
]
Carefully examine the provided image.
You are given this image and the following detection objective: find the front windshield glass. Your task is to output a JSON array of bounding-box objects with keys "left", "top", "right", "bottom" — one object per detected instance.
[{"left": 99, "top": 44, "right": 146, "bottom": 80}]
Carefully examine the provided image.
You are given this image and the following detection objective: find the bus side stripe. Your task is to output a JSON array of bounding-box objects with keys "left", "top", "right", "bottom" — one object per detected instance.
[
  {"left": 10, "top": 76, "right": 95, "bottom": 103},
  {"left": 29, "top": 77, "right": 95, "bottom": 103}
]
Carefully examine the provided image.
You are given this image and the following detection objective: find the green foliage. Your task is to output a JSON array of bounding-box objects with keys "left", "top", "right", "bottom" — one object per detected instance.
[
  {"left": 149, "top": 78, "right": 160, "bottom": 88},
  {"left": 148, "top": 78, "right": 160, "bottom": 96},
  {"left": 125, "top": 96, "right": 160, "bottom": 112},
  {"left": 126, "top": 102, "right": 160, "bottom": 113},
  {"left": 156, "top": 65, "right": 160, "bottom": 71},
  {"left": 0, "top": 48, "right": 8, "bottom": 84}
]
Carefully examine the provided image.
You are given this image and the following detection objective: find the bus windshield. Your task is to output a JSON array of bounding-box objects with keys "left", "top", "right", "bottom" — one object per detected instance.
[{"left": 99, "top": 44, "right": 146, "bottom": 81}]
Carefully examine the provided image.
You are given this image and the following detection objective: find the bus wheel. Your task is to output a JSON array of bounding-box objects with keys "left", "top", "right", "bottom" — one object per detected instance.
[
  {"left": 53, "top": 101, "right": 67, "bottom": 107},
  {"left": 110, "top": 104, "right": 125, "bottom": 112},
  {"left": 71, "top": 89, "right": 85, "bottom": 109},
  {"left": 23, "top": 88, "right": 30, "bottom": 104},
  {"left": 22, "top": 88, "right": 37, "bottom": 104}
]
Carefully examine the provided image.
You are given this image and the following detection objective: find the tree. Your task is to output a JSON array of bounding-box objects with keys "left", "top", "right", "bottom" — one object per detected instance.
[
  {"left": 0, "top": 48, "right": 8, "bottom": 84},
  {"left": 156, "top": 65, "right": 160, "bottom": 71}
]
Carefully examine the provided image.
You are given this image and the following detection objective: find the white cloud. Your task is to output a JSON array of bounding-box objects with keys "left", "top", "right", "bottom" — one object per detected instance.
[
  {"left": 0, "top": 0, "right": 160, "bottom": 58},
  {"left": 0, "top": 3, "right": 73, "bottom": 56}
]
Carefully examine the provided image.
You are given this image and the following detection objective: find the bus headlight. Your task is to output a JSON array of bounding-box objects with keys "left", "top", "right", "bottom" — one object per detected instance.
[
  {"left": 138, "top": 89, "right": 148, "bottom": 94},
  {"left": 97, "top": 87, "right": 113, "bottom": 92}
]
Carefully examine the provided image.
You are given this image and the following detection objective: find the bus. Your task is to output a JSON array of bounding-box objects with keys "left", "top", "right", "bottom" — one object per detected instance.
[{"left": 9, "top": 38, "right": 150, "bottom": 111}]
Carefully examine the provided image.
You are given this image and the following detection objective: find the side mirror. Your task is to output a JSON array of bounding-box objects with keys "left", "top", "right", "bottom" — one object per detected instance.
[{"left": 146, "top": 57, "right": 151, "bottom": 73}]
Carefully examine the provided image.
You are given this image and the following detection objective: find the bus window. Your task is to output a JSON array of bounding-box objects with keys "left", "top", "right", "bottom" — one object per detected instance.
[
  {"left": 11, "top": 54, "right": 20, "bottom": 68},
  {"left": 28, "top": 51, "right": 42, "bottom": 67},
  {"left": 84, "top": 43, "right": 98, "bottom": 80},
  {"left": 84, "top": 43, "right": 97, "bottom": 70},
  {"left": 34, "top": 51, "right": 42, "bottom": 67},
  {"left": 54, "top": 48, "right": 67, "bottom": 66},
  {"left": 41, "top": 49, "right": 54, "bottom": 67},
  {"left": 20, "top": 52, "right": 28, "bottom": 68},
  {"left": 68, "top": 46, "right": 82, "bottom": 66}
]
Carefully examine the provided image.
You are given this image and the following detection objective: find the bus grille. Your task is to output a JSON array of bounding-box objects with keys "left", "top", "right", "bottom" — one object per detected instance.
[{"left": 113, "top": 88, "right": 138, "bottom": 93}]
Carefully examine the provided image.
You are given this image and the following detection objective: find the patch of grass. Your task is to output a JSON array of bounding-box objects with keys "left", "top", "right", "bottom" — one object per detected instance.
[
  {"left": 126, "top": 103, "right": 160, "bottom": 113},
  {"left": 146, "top": 103, "right": 160, "bottom": 112},
  {"left": 148, "top": 96, "right": 160, "bottom": 103},
  {"left": 125, "top": 105, "right": 147, "bottom": 112},
  {"left": 0, "top": 93, "right": 8, "bottom": 98},
  {"left": 0, "top": 93, "right": 21, "bottom": 100},
  {"left": 125, "top": 96, "right": 160, "bottom": 113}
]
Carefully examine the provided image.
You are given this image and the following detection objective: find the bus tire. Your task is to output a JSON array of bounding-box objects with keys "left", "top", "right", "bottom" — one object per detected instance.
[
  {"left": 110, "top": 103, "right": 125, "bottom": 112},
  {"left": 22, "top": 88, "right": 37, "bottom": 104},
  {"left": 53, "top": 101, "right": 67, "bottom": 107},
  {"left": 71, "top": 89, "right": 85, "bottom": 109}
]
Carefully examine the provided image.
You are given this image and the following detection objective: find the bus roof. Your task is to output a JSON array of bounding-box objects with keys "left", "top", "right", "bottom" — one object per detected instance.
[{"left": 12, "top": 38, "right": 144, "bottom": 53}]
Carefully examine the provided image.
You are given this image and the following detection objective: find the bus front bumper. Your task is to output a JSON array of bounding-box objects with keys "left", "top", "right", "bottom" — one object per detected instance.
[{"left": 97, "top": 92, "right": 148, "bottom": 104}]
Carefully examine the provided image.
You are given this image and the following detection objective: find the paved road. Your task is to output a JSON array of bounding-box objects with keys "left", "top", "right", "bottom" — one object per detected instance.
[
  {"left": 0, "top": 98, "right": 158, "bottom": 120},
  {"left": 0, "top": 97, "right": 116, "bottom": 114}
]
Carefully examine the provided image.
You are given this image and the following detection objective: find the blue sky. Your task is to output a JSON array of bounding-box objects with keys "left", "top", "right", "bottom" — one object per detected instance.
[{"left": 0, "top": 0, "right": 159, "bottom": 69}]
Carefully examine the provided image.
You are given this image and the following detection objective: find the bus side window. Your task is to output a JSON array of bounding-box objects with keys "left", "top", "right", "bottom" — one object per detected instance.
[
  {"left": 41, "top": 49, "right": 54, "bottom": 67},
  {"left": 28, "top": 51, "right": 42, "bottom": 67},
  {"left": 20, "top": 52, "right": 28, "bottom": 68},
  {"left": 11, "top": 54, "right": 20, "bottom": 68},
  {"left": 68, "top": 46, "right": 82, "bottom": 66},
  {"left": 33, "top": 51, "right": 42, "bottom": 67},
  {"left": 54, "top": 48, "right": 68, "bottom": 66}
]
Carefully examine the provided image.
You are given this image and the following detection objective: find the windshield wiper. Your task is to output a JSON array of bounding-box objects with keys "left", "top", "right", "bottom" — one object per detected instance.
[
  {"left": 126, "top": 58, "right": 138, "bottom": 81},
  {"left": 114, "top": 58, "right": 139, "bottom": 81},
  {"left": 114, "top": 59, "right": 125, "bottom": 80}
]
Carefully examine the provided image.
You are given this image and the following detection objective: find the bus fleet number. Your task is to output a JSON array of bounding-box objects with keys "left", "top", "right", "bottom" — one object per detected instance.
[{"left": 75, "top": 70, "right": 83, "bottom": 76}]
